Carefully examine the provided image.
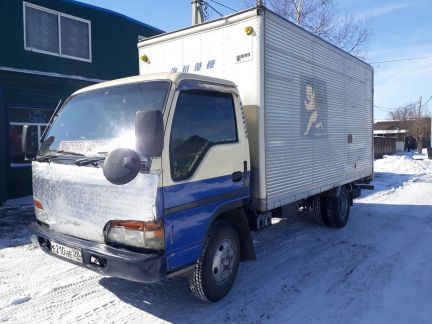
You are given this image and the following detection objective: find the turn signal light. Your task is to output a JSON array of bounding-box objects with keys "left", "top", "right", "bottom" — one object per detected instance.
[
  {"left": 34, "top": 199, "right": 44, "bottom": 210},
  {"left": 110, "top": 220, "right": 163, "bottom": 238},
  {"left": 34, "top": 198, "right": 48, "bottom": 223}
]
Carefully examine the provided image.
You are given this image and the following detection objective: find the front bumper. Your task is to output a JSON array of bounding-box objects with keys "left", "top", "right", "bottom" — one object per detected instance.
[{"left": 30, "top": 222, "right": 166, "bottom": 283}]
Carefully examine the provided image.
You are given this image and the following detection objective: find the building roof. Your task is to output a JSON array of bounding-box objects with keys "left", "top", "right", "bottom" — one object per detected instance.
[
  {"left": 374, "top": 130, "right": 407, "bottom": 135},
  {"left": 62, "top": 0, "right": 164, "bottom": 33},
  {"left": 374, "top": 118, "right": 431, "bottom": 131}
]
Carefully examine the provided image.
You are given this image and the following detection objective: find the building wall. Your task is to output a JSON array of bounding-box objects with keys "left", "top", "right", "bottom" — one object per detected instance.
[
  {"left": 0, "top": 89, "right": 7, "bottom": 204},
  {"left": 0, "top": 0, "right": 162, "bottom": 204},
  {"left": 374, "top": 137, "right": 397, "bottom": 159},
  {"left": 2, "top": 70, "right": 94, "bottom": 199},
  {"left": 0, "top": 0, "right": 161, "bottom": 80}
]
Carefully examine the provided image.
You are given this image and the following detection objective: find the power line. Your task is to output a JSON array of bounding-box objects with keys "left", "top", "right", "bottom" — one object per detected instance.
[
  {"left": 375, "top": 96, "right": 432, "bottom": 111},
  {"left": 374, "top": 106, "right": 393, "bottom": 114},
  {"left": 208, "top": 0, "right": 237, "bottom": 12},
  {"left": 204, "top": 2, "right": 223, "bottom": 17},
  {"left": 424, "top": 96, "right": 432, "bottom": 116},
  {"left": 369, "top": 55, "right": 432, "bottom": 65},
  {"left": 424, "top": 95, "right": 432, "bottom": 107},
  {"left": 374, "top": 105, "right": 400, "bottom": 111}
]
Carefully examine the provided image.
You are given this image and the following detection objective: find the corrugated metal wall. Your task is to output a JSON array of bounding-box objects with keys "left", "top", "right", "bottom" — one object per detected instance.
[
  {"left": 137, "top": 8, "right": 373, "bottom": 211},
  {"left": 262, "top": 11, "right": 373, "bottom": 209}
]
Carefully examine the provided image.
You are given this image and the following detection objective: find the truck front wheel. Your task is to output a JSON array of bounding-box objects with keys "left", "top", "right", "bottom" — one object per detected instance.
[
  {"left": 189, "top": 220, "right": 240, "bottom": 302},
  {"left": 323, "top": 186, "right": 350, "bottom": 228}
]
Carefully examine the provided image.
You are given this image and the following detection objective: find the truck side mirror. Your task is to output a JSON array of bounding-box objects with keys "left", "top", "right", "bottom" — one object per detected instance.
[
  {"left": 22, "top": 125, "right": 30, "bottom": 154},
  {"left": 135, "top": 110, "right": 164, "bottom": 157},
  {"left": 22, "top": 125, "right": 38, "bottom": 159},
  {"left": 103, "top": 148, "right": 141, "bottom": 185}
]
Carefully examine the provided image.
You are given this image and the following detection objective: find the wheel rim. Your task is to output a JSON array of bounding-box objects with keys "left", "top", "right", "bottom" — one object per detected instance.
[
  {"left": 211, "top": 238, "right": 236, "bottom": 285},
  {"left": 338, "top": 192, "right": 349, "bottom": 219}
]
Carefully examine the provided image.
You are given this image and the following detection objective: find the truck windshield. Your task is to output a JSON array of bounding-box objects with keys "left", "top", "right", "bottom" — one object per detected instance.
[{"left": 40, "top": 80, "right": 170, "bottom": 157}]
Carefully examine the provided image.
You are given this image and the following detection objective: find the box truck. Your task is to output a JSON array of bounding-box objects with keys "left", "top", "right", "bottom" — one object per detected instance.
[{"left": 28, "top": 6, "right": 373, "bottom": 302}]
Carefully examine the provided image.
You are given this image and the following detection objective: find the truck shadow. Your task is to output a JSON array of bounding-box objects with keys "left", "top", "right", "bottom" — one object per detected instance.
[
  {"left": 98, "top": 201, "right": 432, "bottom": 322},
  {"left": 0, "top": 206, "right": 35, "bottom": 249}
]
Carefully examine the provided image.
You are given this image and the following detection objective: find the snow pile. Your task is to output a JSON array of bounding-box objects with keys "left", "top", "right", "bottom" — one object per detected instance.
[
  {"left": 375, "top": 152, "right": 432, "bottom": 175},
  {"left": 359, "top": 153, "right": 432, "bottom": 204}
]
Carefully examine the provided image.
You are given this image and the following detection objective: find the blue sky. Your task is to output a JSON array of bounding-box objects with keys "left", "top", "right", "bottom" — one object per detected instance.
[{"left": 80, "top": 0, "right": 432, "bottom": 120}]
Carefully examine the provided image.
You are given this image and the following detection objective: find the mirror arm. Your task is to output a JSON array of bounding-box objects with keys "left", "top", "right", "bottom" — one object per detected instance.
[
  {"left": 22, "top": 125, "right": 30, "bottom": 161},
  {"left": 41, "top": 99, "right": 62, "bottom": 143}
]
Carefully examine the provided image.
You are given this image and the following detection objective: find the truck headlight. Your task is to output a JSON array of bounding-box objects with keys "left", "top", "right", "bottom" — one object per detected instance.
[{"left": 105, "top": 220, "right": 164, "bottom": 250}]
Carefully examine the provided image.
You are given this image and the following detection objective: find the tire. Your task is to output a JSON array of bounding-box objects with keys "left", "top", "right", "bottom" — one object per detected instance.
[
  {"left": 189, "top": 221, "right": 240, "bottom": 302},
  {"left": 310, "top": 196, "right": 330, "bottom": 226},
  {"left": 323, "top": 186, "right": 350, "bottom": 228}
]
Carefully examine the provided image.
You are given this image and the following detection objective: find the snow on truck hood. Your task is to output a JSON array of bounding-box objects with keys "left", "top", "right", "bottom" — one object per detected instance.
[{"left": 32, "top": 162, "right": 159, "bottom": 242}]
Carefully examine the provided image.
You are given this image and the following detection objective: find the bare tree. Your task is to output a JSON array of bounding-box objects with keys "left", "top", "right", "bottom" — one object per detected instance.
[
  {"left": 387, "top": 102, "right": 417, "bottom": 125},
  {"left": 245, "top": 0, "right": 371, "bottom": 57},
  {"left": 388, "top": 103, "right": 431, "bottom": 153},
  {"left": 410, "top": 118, "right": 430, "bottom": 153}
]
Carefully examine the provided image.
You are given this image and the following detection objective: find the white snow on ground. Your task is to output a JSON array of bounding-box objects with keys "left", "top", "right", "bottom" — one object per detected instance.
[{"left": 1, "top": 152, "right": 432, "bottom": 323}]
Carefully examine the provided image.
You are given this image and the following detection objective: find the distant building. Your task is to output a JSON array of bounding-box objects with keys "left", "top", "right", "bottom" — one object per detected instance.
[
  {"left": 0, "top": 0, "right": 162, "bottom": 204},
  {"left": 373, "top": 129, "right": 407, "bottom": 141},
  {"left": 373, "top": 136, "right": 398, "bottom": 159},
  {"left": 373, "top": 129, "right": 406, "bottom": 153},
  {"left": 374, "top": 118, "right": 431, "bottom": 153}
]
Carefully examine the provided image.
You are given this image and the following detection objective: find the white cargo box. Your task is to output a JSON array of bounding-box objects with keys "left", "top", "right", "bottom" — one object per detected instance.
[{"left": 138, "top": 7, "right": 373, "bottom": 212}]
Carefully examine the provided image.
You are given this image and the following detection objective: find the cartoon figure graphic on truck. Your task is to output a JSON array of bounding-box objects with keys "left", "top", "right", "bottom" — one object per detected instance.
[
  {"left": 304, "top": 83, "right": 323, "bottom": 135},
  {"left": 301, "top": 77, "right": 328, "bottom": 137}
]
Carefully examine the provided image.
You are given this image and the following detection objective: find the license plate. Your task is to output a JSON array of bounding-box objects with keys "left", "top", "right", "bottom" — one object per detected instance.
[{"left": 50, "top": 241, "right": 82, "bottom": 263}]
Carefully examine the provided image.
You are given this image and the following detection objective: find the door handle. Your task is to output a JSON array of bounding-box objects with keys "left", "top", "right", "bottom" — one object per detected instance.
[{"left": 232, "top": 171, "right": 242, "bottom": 182}]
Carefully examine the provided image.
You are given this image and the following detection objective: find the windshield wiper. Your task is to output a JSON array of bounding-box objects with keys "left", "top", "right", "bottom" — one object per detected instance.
[
  {"left": 36, "top": 154, "right": 59, "bottom": 163},
  {"left": 36, "top": 150, "right": 84, "bottom": 163},
  {"left": 74, "top": 156, "right": 106, "bottom": 166},
  {"left": 56, "top": 150, "right": 86, "bottom": 156}
]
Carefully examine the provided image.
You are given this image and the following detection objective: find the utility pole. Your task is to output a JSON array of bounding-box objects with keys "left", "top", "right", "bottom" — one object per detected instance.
[
  {"left": 418, "top": 96, "right": 422, "bottom": 118},
  {"left": 192, "top": 0, "right": 205, "bottom": 25}
]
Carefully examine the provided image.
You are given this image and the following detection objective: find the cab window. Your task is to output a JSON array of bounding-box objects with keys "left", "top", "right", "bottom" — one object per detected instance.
[{"left": 170, "top": 90, "right": 237, "bottom": 181}]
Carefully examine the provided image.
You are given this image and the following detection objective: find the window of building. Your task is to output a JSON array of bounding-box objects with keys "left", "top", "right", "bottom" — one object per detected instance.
[
  {"left": 24, "top": 2, "right": 92, "bottom": 62},
  {"left": 170, "top": 90, "right": 238, "bottom": 181},
  {"left": 9, "top": 107, "right": 52, "bottom": 165}
]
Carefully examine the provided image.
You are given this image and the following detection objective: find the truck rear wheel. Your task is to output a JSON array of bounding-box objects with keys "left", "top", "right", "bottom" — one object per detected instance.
[
  {"left": 310, "top": 196, "right": 329, "bottom": 226},
  {"left": 323, "top": 186, "right": 350, "bottom": 228},
  {"left": 189, "top": 221, "right": 240, "bottom": 302}
]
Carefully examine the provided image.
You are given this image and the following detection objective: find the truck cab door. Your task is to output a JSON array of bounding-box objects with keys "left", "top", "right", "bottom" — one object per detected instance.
[{"left": 161, "top": 81, "right": 250, "bottom": 271}]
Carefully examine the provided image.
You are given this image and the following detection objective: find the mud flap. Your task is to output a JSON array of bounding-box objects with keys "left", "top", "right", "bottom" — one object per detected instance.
[{"left": 229, "top": 210, "right": 257, "bottom": 261}]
